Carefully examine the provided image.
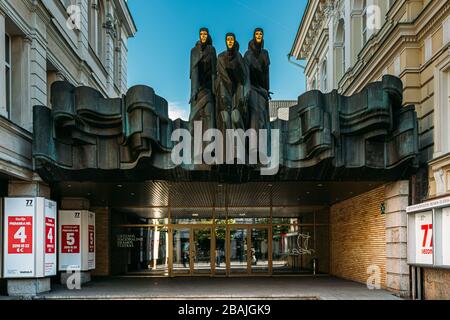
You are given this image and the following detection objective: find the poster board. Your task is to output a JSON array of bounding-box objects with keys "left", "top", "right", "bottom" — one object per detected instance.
[{"left": 3, "top": 197, "right": 57, "bottom": 278}]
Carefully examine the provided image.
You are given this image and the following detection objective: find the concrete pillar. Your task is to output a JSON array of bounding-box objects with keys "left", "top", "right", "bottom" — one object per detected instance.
[
  {"left": 6, "top": 178, "right": 51, "bottom": 296},
  {"left": 60, "top": 198, "right": 92, "bottom": 285},
  {"left": 384, "top": 180, "right": 410, "bottom": 297}
]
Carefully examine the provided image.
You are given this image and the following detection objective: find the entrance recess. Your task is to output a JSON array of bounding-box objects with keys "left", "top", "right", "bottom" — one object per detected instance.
[{"left": 107, "top": 181, "right": 365, "bottom": 277}]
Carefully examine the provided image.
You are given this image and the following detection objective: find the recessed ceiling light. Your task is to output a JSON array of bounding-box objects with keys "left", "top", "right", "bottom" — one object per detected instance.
[
  {"left": 67, "top": 185, "right": 72, "bottom": 188},
  {"left": 130, "top": 192, "right": 135, "bottom": 196},
  {"left": 317, "top": 184, "right": 323, "bottom": 187},
  {"left": 117, "top": 184, "right": 123, "bottom": 188},
  {"left": 306, "top": 191, "right": 310, "bottom": 194}
]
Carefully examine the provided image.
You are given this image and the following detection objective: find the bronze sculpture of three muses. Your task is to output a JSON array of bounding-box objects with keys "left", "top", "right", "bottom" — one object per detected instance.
[{"left": 189, "top": 28, "right": 270, "bottom": 136}]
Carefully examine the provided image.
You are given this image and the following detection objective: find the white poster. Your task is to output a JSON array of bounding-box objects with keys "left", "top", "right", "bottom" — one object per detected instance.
[
  {"left": 442, "top": 207, "right": 450, "bottom": 266},
  {"left": 3, "top": 197, "right": 57, "bottom": 278},
  {"left": 4, "top": 198, "right": 36, "bottom": 277},
  {"left": 59, "top": 210, "right": 95, "bottom": 271},
  {"left": 88, "top": 211, "right": 96, "bottom": 270},
  {"left": 414, "top": 211, "right": 433, "bottom": 265},
  {"left": 44, "top": 199, "right": 57, "bottom": 276},
  {"left": 59, "top": 210, "right": 83, "bottom": 271}
]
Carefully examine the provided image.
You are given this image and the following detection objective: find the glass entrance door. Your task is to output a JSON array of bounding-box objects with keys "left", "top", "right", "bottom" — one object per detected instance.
[
  {"left": 250, "top": 227, "right": 270, "bottom": 274},
  {"left": 229, "top": 227, "right": 249, "bottom": 274},
  {"left": 192, "top": 227, "right": 212, "bottom": 274},
  {"left": 172, "top": 227, "right": 191, "bottom": 274},
  {"left": 227, "top": 226, "right": 270, "bottom": 275}
]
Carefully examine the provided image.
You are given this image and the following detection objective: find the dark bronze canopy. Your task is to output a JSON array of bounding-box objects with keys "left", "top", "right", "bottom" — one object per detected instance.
[{"left": 33, "top": 75, "right": 419, "bottom": 183}]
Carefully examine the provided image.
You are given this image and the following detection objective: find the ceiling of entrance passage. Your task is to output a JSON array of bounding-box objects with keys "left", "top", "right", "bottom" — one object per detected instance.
[{"left": 54, "top": 181, "right": 383, "bottom": 212}]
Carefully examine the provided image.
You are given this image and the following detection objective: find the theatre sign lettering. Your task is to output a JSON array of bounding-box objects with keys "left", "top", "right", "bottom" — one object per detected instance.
[{"left": 32, "top": 29, "right": 419, "bottom": 183}]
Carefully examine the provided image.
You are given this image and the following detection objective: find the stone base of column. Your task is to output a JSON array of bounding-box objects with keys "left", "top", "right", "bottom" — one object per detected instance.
[
  {"left": 60, "top": 271, "right": 91, "bottom": 287},
  {"left": 7, "top": 278, "right": 51, "bottom": 297}
]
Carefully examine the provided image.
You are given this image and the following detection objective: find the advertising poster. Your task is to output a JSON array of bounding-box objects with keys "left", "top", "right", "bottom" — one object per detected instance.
[
  {"left": 3, "top": 198, "right": 57, "bottom": 278},
  {"left": 414, "top": 211, "right": 433, "bottom": 265},
  {"left": 59, "top": 210, "right": 96, "bottom": 271}
]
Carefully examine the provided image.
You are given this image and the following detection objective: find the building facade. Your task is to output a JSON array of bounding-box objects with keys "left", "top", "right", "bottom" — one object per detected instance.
[
  {"left": 0, "top": 0, "right": 135, "bottom": 294},
  {"left": 0, "top": 0, "right": 437, "bottom": 300},
  {"left": 269, "top": 100, "right": 297, "bottom": 121},
  {"left": 290, "top": 0, "right": 450, "bottom": 299}
]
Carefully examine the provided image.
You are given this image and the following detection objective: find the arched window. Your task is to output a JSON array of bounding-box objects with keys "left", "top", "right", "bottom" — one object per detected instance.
[{"left": 334, "top": 19, "right": 345, "bottom": 88}]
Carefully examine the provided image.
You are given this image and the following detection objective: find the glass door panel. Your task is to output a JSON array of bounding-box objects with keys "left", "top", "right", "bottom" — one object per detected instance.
[
  {"left": 193, "top": 228, "right": 212, "bottom": 274},
  {"left": 251, "top": 228, "right": 269, "bottom": 273},
  {"left": 172, "top": 228, "right": 191, "bottom": 274},
  {"left": 229, "top": 228, "right": 249, "bottom": 274},
  {"left": 112, "top": 226, "right": 169, "bottom": 276},
  {"left": 215, "top": 226, "right": 227, "bottom": 275}
]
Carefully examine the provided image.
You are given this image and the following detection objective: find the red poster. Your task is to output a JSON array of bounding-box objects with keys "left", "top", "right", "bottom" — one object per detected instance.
[
  {"left": 45, "top": 217, "right": 56, "bottom": 254},
  {"left": 61, "top": 225, "right": 80, "bottom": 253},
  {"left": 88, "top": 225, "right": 95, "bottom": 253},
  {"left": 8, "top": 216, "right": 33, "bottom": 254}
]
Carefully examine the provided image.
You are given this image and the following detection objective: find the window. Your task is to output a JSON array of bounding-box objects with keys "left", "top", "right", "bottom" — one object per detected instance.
[
  {"left": 114, "top": 42, "right": 120, "bottom": 88},
  {"left": 5, "top": 33, "right": 11, "bottom": 118},
  {"left": 362, "top": 0, "right": 368, "bottom": 44},
  {"left": 334, "top": 19, "right": 345, "bottom": 87},
  {"left": 425, "top": 36, "right": 432, "bottom": 62},
  {"left": 443, "top": 16, "right": 450, "bottom": 45},
  {"left": 321, "top": 60, "right": 327, "bottom": 92},
  {"left": 88, "top": 0, "right": 95, "bottom": 45},
  {"left": 97, "top": 0, "right": 105, "bottom": 62},
  {"left": 362, "top": 11, "right": 367, "bottom": 44}
]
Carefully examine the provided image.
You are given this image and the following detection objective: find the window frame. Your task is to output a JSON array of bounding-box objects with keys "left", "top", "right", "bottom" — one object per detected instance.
[
  {"left": 4, "top": 32, "right": 11, "bottom": 119},
  {"left": 321, "top": 60, "right": 327, "bottom": 92}
]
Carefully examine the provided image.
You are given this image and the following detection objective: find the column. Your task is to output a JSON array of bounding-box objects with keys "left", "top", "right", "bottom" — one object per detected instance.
[
  {"left": 104, "top": 1, "right": 116, "bottom": 97},
  {"left": 6, "top": 179, "right": 51, "bottom": 296},
  {"left": 384, "top": 181, "right": 410, "bottom": 297},
  {"left": 29, "top": 14, "right": 47, "bottom": 133},
  {"left": 350, "top": 9, "right": 363, "bottom": 65},
  {"left": 325, "top": 5, "right": 334, "bottom": 91},
  {"left": 344, "top": 0, "right": 352, "bottom": 72},
  {"left": 0, "top": 11, "right": 6, "bottom": 118},
  {"left": 119, "top": 29, "right": 128, "bottom": 95},
  {"left": 59, "top": 198, "right": 93, "bottom": 285},
  {"left": 11, "top": 36, "right": 31, "bottom": 128}
]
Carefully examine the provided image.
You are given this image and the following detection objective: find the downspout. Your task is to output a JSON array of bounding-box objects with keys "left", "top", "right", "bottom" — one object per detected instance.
[{"left": 287, "top": 53, "right": 308, "bottom": 91}]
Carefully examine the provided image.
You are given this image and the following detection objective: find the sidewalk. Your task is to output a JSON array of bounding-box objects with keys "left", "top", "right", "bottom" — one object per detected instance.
[{"left": 19, "top": 276, "right": 403, "bottom": 300}]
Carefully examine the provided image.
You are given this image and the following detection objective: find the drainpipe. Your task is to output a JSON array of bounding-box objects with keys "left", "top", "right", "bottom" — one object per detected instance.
[{"left": 287, "top": 54, "right": 308, "bottom": 91}]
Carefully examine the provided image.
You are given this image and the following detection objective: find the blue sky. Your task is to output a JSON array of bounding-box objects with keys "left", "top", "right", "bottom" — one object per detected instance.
[{"left": 127, "top": 0, "right": 307, "bottom": 120}]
